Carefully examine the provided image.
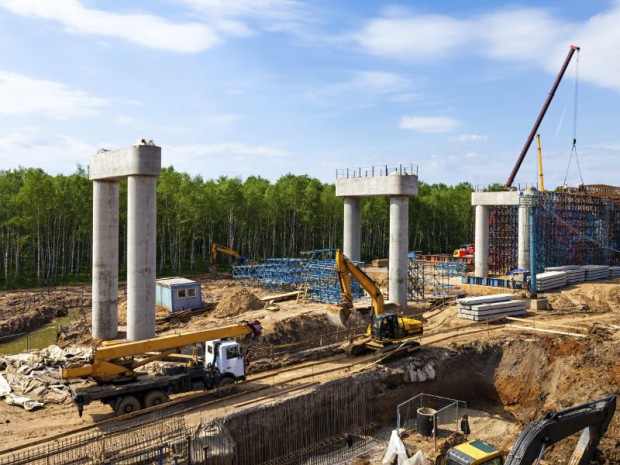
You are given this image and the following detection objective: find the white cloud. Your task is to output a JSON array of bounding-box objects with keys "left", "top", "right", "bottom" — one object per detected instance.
[
  {"left": 176, "top": 0, "right": 305, "bottom": 20},
  {"left": 353, "top": 4, "right": 620, "bottom": 92},
  {"left": 399, "top": 116, "right": 461, "bottom": 133},
  {"left": 0, "top": 0, "right": 220, "bottom": 53},
  {"left": 0, "top": 128, "right": 95, "bottom": 173},
  {"left": 0, "top": 70, "right": 107, "bottom": 118},
  {"left": 345, "top": 71, "right": 410, "bottom": 93},
  {"left": 452, "top": 134, "right": 488, "bottom": 143}
]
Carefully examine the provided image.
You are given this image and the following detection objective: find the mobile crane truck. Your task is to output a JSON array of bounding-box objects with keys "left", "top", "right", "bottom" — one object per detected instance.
[{"left": 60, "top": 321, "right": 262, "bottom": 416}]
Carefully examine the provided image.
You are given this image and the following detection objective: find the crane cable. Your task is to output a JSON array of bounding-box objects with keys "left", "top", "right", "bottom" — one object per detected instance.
[{"left": 563, "top": 48, "right": 584, "bottom": 187}]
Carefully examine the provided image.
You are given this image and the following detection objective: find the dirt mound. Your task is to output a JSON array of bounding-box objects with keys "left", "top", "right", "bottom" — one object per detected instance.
[
  {"left": 261, "top": 313, "right": 341, "bottom": 345},
  {"left": 545, "top": 281, "right": 620, "bottom": 313},
  {"left": 211, "top": 287, "right": 263, "bottom": 318}
]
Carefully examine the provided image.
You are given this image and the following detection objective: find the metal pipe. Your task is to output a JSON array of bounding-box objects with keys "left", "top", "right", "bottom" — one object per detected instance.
[{"left": 506, "top": 45, "right": 580, "bottom": 188}]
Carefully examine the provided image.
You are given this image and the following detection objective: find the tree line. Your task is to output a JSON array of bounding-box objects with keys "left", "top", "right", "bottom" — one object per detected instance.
[{"left": 0, "top": 166, "right": 474, "bottom": 289}]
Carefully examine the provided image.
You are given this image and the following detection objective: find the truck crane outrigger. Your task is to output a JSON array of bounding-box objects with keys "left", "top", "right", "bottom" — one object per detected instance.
[
  {"left": 61, "top": 321, "right": 262, "bottom": 416},
  {"left": 335, "top": 249, "right": 423, "bottom": 355}
]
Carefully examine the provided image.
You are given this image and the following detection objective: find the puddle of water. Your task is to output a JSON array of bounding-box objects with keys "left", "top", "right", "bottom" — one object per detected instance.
[{"left": 0, "top": 309, "right": 85, "bottom": 355}]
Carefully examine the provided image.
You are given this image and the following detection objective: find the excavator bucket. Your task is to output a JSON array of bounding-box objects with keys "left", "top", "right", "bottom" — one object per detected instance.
[{"left": 339, "top": 306, "right": 352, "bottom": 326}]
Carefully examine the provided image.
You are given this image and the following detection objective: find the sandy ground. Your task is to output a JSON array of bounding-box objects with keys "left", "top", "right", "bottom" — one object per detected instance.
[{"left": 0, "top": 273, "right": 619, "bottom": 462}]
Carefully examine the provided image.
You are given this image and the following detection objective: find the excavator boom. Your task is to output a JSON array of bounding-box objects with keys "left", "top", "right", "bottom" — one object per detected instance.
[
  {"left": 505, "top": 395, "right": 616, "bottom": 465},
  {"left": 335, "top": 249, "right": 384, "bottom": 317}
]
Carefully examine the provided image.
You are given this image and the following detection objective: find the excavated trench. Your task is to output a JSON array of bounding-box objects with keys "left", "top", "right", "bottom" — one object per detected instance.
[{"left": 364, "top": 337, "right": 620, "bottom": 464}]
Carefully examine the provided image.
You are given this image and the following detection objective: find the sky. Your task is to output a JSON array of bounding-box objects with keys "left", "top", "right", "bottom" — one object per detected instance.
[{"left": 0, "top": 0, "right": 619, "bottom": 188}]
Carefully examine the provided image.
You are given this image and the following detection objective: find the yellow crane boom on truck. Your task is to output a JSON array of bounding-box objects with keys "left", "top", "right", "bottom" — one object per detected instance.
[
  {"left": 335, "top": 249, "right": 423, "bottom": 355},
  {"left": 61, "top": 321, "right": 262, "bottom": 416}
]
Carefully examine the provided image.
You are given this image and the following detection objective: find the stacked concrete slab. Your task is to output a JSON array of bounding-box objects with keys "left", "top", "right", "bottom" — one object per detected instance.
[
  {"left": 544, "top": 266, "right": 585, "bottom": 284},
  {"left": 582, "top": 265, "right": 610, "bottom": 281},
  {"left": 536, "top": 271, "right": 567, "bottom": 291},
  {"left": 610, "top": 266, "right": 620, "bottom": 277},
  {"left": 457, "top": 294, "right": 527, "bottom": 321}
]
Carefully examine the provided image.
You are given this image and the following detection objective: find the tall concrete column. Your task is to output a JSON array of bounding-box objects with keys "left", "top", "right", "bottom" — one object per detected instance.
[
  {"left": 343, "top": 197, "right": 361, "bottom": 261},
  {"left": 389, "top": 196, "right": 409, "bottom": 309},
  {"left": 518, "top": 205, "right": 531, "bottom": 270},
  {"left": 474, "top": 205, "right": 490, "bottom": 277},
  {"left": 92, "top": 181, "right": 119, "bottom": 340},
  {"left": 127, "top": 175, "right": 157, "bottom": 341}
]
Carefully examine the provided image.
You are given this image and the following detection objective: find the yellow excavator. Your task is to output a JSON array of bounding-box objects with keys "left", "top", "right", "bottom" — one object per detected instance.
[
  {"left": 335, "top": 249, "right": 423, "bottom": 355},
  {"left": 210, "top": 243, "right": 259, "bottom": 269}
]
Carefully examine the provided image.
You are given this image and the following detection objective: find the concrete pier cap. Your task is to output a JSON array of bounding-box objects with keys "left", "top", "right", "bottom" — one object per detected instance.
[
  {"left": 90, "top": 139, "right": 161, "bottom": 342},
  {"left": 336, "top": 163, "right": 418, "bottom": 310}
]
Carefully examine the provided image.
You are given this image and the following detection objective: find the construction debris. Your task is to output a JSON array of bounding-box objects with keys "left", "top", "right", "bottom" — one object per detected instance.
[
  {"left": 457, "top": 294, "right": 527, "bottom": 321},
  {"left": 0, "top": 345, "right": 90, "bottom": 410}
]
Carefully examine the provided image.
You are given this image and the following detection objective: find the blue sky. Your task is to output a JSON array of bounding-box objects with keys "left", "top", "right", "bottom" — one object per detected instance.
[{"left": 0, "top": 0, "right": 619, "bottom": 188}]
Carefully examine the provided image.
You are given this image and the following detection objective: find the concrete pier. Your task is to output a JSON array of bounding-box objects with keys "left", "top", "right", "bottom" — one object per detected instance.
[
  {"left": 336, "top": 164, "right": 418, "bottom": 310},
  {"left": 92, "top": 181, "right": 119, "bottom": 340},
  {"left": 90, "top": 141, "right": 161, "bottom": 341},
  {"left": 518, "top": 205, "right": 531, "bottom": 270},
  {"left": 474, "top": 205, "right": 490, "bottom": 277},
  {"left": 343, "top": 197, "right": 361, "bottom": 262},
  {"left": 127, "top": 176, "right": 157, "bottom": 340},
  {"left": 389, "top": 196, "right": 409, "bottom": 309}
]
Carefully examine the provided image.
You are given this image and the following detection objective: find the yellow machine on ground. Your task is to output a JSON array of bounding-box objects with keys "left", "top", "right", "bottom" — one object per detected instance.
[
  {"left": 211, "top": 243, "right": 258, "bottom": 268},
  {"left": 436, "top": 395, "right": 616, "bottom": 465},
  {"left": 61, "top": 321, "right": 262, "bottom": 416},
  {"left": 335, "top": 249, "right": 423, "bottom": 355}
]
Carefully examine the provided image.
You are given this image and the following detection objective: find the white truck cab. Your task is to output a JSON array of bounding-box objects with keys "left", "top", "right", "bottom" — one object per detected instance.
[{"left": 205, "top": 339, "right": 246, "bottom": 380}]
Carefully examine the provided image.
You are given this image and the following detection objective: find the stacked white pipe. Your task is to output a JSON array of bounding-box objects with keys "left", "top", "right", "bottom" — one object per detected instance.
[
  {"left": 536, "top": 271, "right": 567, "bottom": 291},
  {"left": 544, "top": 265, "right": 585, "bottom": 284},
  {"left": 457, "top": 294, "right": 527, "bottom": 321},
  {"left": 582, "top": 265, "right": 610, "bottom": 281}
]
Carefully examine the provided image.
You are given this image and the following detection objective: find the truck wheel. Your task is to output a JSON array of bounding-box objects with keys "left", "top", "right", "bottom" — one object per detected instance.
[
  {"left": 217, "top": 377, "right": 235, "bottom": 397},
  {"left": 144, "top": 389, "right": 169, "bottom": 408},
  {"left": 115, "top": 395, "right": 140, "bottom": 416}
]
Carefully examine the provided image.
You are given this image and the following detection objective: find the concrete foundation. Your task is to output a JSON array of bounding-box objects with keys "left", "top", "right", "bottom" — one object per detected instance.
[
  {"left": 518, "top": 205, "right": 531, "bottom": 270},
  {"left": 343, "top": 197, "right": 361, "bottom": 262},
  {"left": 127, "top": 175, "right": 157, "bottom": 340},
  {"left": 389, "top": 196, "right": 409, "bottom": 309},
  {"left": 474, "top": 205, "right": 490, "bottom": 277},
  {"left": 529, "top": 298, "right": 548, "bottom": 311},
  {"left": 90, "top": 141, "right": 161, "bottom": 341},
  {"left": 92, "top": 181, "right": 119, "bottom": 340}
]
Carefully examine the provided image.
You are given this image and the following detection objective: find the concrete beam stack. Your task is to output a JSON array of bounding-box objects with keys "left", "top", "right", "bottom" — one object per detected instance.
[
  {"left": 582, "top": 265, "right": 610, "bottom": 281},
  {"left": 90, "top": 141, "right": 161, "bottom": 341},
  {"left": 457, "top": 294, "right": 527, "bottom": 321},
  {"left": 609, "top": 266, "right": 620, "bottom": 277},
  {"left": 536, "top": 271, "right": 567, "bottom": 291},
  {"left": 336, "top": 165, "right": 418, "bottom": 310},
  {"left": 545, "top": 265, "right": 585, "bottom": 284}
]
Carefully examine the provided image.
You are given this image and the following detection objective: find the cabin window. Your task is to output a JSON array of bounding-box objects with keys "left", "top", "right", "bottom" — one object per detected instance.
[
  {"left": 177, "top": 289, "right": 186, "bottom": 298},
  {"left": 188, "top": 288, "right": 196, "bottom": 298},
  {"left": 226, "top": 346, "right": 241, "bottom": 359}
]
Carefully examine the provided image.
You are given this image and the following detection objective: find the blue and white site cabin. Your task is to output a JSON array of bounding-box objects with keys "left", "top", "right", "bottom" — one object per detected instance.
[{"left": 155, "top": 277, "right": 203, "bottom": 312}]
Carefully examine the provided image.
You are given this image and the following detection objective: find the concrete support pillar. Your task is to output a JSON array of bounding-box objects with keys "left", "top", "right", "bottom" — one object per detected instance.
[
  {"left": 92, "top": 181, "right": 119, "bottom": 340},
  {"left": 343, "top": 197, "right": 361, "bottom": 261},
  {"left": 389, "top": 196, "right": 409, "bottom": 309},
  {"left": 518, "top": 205, "right": 531, "bottom": 270},
  {"left": 474, "top": 205, "right": 490, "bottom": 277},
  {"left": 127, "top": 175, "right": 157, "bottom": 341}
]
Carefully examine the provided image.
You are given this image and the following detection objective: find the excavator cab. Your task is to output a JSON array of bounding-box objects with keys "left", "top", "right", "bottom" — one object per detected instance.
[{"left": 370, "top": 314, "right": 410, "bottom": 341}]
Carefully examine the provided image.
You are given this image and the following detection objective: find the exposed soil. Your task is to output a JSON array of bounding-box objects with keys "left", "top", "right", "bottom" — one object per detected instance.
[{"left": 210, "top": 286, "right": 264, "bottom": 318}]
